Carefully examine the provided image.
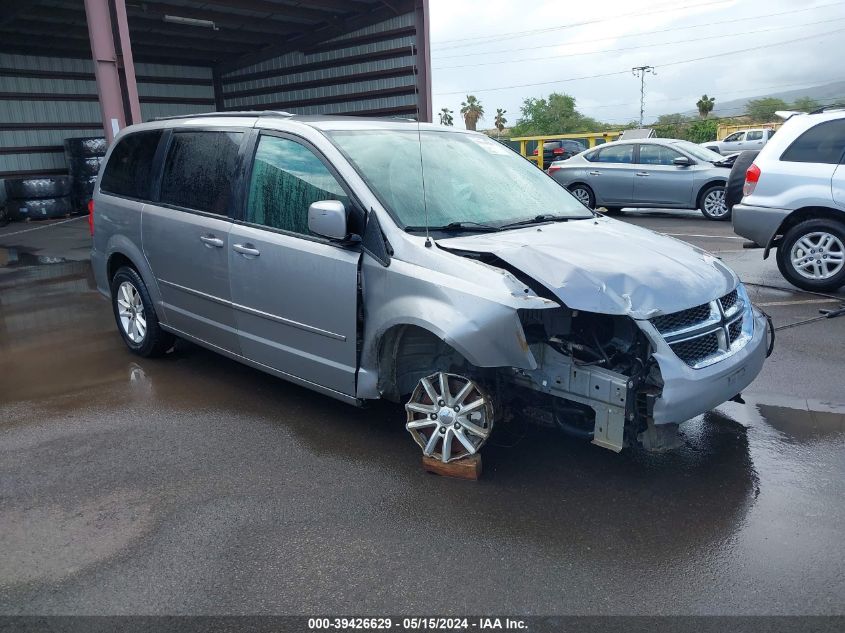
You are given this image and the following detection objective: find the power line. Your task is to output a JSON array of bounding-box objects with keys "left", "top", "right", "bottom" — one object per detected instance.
[
  {"left": 433, "top": 17, "right": 845, "bottom": 71},
  {"left": 432, "top": 2, "right": 845, "bottom": 60},
  {"left": 434, "top": 26, "right": 845, "bottom": 96},
  {"left": 432, "top": 0, "right": 731, "bottom": 49}
]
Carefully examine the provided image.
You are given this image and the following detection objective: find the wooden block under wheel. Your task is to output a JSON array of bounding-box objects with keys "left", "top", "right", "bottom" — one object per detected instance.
[{"left": 421, "top": 453, "right": 482, "bottom": 480}]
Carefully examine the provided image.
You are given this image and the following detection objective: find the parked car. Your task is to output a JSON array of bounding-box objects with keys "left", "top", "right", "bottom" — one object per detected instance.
[
  {"left": 732, "top": 108, "right": 845, "bottom": 291},
  {"left": 91, "top": 114, "right": 771, "bottom": 463},
  {"left": 700, "top": 128, "right": 776, "bottom": 155},
  {"left": 548, "top": 138, "right": 734, "bottom": 219},
  {"left": 533, "top": 139, "right": 587, "bottom": 167}
]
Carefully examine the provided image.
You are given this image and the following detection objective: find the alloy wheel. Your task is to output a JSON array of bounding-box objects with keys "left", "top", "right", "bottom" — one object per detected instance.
[
  {"left": 405, "top": 372, "right": 494, "bottom": 463},
  {"left": 571, "top": 187, "right": 592, "bottom": 208},
  {"left": 703, "top": 188, "right": 728, "bottom": 217},
  {"left": 789, "top": 232, "right": 845, "bottom": 280},
  {"left": 116, "top": 281, "right": 147, "bottom": 344}
]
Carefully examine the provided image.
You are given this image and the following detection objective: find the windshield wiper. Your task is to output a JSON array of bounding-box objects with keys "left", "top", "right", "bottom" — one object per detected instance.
[
  {"left": 404, "top": 221, "right": 502, "bottom": 233},
  {"left": 499, "top": 214, "right": 581, "bottom": 229}
]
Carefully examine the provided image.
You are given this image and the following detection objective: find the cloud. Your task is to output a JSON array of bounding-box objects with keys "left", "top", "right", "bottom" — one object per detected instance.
[{"left": 430, "top": 0, "right": 845, "bottom": 127}]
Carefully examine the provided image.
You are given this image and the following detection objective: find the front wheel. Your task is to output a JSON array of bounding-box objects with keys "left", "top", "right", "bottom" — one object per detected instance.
[
  {"left": 699, "top": 184, "right": 729, "bottom": 220},
  {"left": 776, "top": 219, "right": 845, "bottom": 292},
  {"left": 110, "top": 266, "right": 174, "bottom": 357},
  {"left": 405, "top": 372, "right": 494, "bottom": 463},
  {"left": 569, "top": 184, "right": 595, "bottom": 209}
]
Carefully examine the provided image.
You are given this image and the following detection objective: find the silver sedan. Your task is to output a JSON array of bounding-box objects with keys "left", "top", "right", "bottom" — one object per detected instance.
[{"left": 548, "top": 138, "right": 733, "bottom": 220}]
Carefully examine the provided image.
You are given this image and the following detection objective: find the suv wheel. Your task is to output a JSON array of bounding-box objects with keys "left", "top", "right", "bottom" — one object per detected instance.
[
  {"left": 110, "top": 266, "right": 174, "bottom": 357},
  {"left": 776, "top": 219, "right": 845, "bottom": 292},
  {"left": 405, "top": 372, "right": 494, "bottom": 463},
  {"left": 569, "top": 184, "right": 595, "bottom": 209},
  {"left": 699, "top": 184, "right": 729, "bottom": 220}
]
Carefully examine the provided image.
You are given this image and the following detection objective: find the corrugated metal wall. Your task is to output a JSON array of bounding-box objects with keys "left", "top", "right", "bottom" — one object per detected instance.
[
  {"left": 221, "top": 12, "right": 420, "bottom": 118},
  {"left": 0, "top": 54, "right": 214, "bottom": 179}
]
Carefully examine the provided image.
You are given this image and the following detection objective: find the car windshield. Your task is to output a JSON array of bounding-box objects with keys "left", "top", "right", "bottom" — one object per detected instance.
[
  {"left": 327, "top": 129, "right": 592, "bottom": 229},
  {"left": 669, "top": 140, "right": 724, "bottom": 162}
]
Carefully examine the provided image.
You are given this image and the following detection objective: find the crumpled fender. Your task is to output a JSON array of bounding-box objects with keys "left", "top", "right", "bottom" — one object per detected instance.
[{"left": 356, "top": 255, "right": 556, "bottom": 400}]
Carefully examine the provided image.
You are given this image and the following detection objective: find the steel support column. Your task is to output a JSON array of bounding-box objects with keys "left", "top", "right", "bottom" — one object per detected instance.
[
  {"left": 84, "top": 0, "right": 141, "bottom": 143},
  {"left": 414, "top": 0, "right": 432, "bottom": 123}
]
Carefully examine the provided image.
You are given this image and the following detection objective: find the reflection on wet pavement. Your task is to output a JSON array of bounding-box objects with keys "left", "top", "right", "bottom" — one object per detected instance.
[{"left": 1, "top": 259, "right": 843, "bottom": 614}]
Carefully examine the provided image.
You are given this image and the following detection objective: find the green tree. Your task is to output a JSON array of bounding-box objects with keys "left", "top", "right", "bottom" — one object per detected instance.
[
  {"left": 438, "top": 107, "right": 454, "bottom": 126},
  {"left": 685, "top": 119, "right": 719, "bottom": 143},
  {"left": 792, "top": 96, "right": 820, "bottom": 112},
  {"left": 696, "top": 94, "right": 716, "bottom": 119},
  {"left": 460, "top": 95, "right": 484, "bottom": 131},
  {"left": 510, "top": 93, "right": 601, "bottom": 136},
  {"left": 746, "top": 97, "right": 789, "bottom": 122},
  {"left": 493, "top": 108, "right": 507, "bottom": 137}
]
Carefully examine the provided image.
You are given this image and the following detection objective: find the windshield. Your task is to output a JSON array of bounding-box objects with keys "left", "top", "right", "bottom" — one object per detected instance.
[
  {"left": 669, "top": 140, "right": 725, "bottom": 162},
  {"left": 327, "top": 129, "right": 591, "bottom": 229}
]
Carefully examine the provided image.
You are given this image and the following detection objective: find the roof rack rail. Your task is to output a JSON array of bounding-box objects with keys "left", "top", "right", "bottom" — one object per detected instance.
[
  {"left": 154, "top": 110, "right": 294, "bottom": 121},
  {"left": 809, "top": 104, "right": 845, "bottom": 114}
]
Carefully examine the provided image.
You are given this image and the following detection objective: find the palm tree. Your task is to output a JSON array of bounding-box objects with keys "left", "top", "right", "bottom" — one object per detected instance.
[
  {"left": 460, "top": 95, "right": 484, "bottom": 131},
  {"left": 494, "top": 108, "right": 507, "bottom": 137},
  {"left": 438, "top": 107, "right": 454, "bottom": 126},
  {"left": 696, "top": 94, "right": 716, "bottom": 119}
]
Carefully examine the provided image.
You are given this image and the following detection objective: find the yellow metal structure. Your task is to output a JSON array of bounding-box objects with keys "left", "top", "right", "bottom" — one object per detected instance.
[
  {"left": 716, "top": 122, "right": 782, "bottom": 140},
  {"left": 511, "top": 131, "right": 622, "bottom": 169}
]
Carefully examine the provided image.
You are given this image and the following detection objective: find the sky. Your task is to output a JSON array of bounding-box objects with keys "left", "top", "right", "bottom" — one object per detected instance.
[{"left": 428, "top": 0, "right": 845, "bottom": 128}]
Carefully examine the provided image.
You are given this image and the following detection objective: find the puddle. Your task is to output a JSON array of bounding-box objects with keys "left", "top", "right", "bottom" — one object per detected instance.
[{"left": 0, "top": 246, "right": 69, "bottom": 268}]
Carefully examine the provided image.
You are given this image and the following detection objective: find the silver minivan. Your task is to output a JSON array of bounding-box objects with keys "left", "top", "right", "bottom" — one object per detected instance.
[{"left": 91, "top": 113, "right": 772, "bottom": 463}]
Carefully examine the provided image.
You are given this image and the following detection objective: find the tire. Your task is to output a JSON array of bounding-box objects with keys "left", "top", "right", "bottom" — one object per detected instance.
[
  {"left": 569, "top": 183, "right": 595, "bottom": 209},
  {"left": 110, "top": 266, "right": 175, "bottom": 357},
  {"left": 776, "top": 219, "right": 845, "bottom": 292},
  {"left": 66, "top": 156, "right": 103, "bottom": 178},
  {"left": 5, "top": 176, "right": 72, "bottom": 199},
  {"left": 8, "top": 196, "right": 72, "bottom": 221},
  {"left": 724, "top": 150, "right": 759, "bottom": 211},
  {"left": 72, "top": 175, "right": 98, "bottom": 195},
  {"left": 602, "top": 206, "right": 623, "bottom": 215},
  {"left": 63, "top": 136, "right": 107, "bottom": 157},
  {"left": 698, "top": 184, "right": 729, "bottom": 221}
]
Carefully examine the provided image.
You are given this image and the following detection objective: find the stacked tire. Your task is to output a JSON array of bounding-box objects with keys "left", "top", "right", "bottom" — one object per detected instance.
[
  {"left": 64, "top": 136, "right": 107, "bottom": 213},
  {"left": 4, "top": 177, "right": 73, "bottom": 221}
]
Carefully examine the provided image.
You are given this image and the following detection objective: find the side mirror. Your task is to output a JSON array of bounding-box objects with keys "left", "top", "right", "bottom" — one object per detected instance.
[
  {"left": 308, "top": 200, "right": 347, "bottom": 240},
  {"left": 673, "top": 156, "right": 692, "bottom": 166}
]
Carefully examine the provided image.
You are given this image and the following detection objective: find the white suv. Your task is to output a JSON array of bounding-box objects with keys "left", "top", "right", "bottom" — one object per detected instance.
[{"left": 732, "top": 108, "right": 845, "bottom": 291}]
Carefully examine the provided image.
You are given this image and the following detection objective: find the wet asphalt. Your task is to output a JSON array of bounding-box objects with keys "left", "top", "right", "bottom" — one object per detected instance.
[{"left": 0, "top": 212, "right": 844, "bottom": 615}]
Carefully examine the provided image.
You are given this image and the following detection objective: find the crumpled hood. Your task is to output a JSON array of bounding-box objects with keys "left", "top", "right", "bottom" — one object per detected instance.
[{"left": 437, "top": 217, "right": 739, "bottom": 319}]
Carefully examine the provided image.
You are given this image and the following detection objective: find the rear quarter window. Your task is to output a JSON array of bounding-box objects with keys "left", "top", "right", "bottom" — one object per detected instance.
[
  {"left": 780, "top": 119, "right": 845, "bottom": 164},
  {"left": 100, "top": 130, "right": 163, "bottom": 200}
]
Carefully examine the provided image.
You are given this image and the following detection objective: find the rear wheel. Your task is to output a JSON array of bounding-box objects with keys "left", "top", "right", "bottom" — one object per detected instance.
[
  {"left": 776, "top": 219, "right": 845, "bottom": 292},
  {"left": 569, "top": 184, "right": 595, "bottom": 209},
  {"left": 110, "top": 266, "right": 174, "bottom": 357},
  {"left": 699, "top": 184, "right": 729, "bottom": 220}
]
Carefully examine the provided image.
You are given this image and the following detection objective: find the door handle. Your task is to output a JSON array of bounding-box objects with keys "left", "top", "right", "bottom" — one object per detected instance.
[
  {"left": 199, "top": 235, "right": 224, "bottom": 248},
  {"left": 588, "top": 170, "right": 601, "bottom": 176},
  {"left": 233, "top": 243, "right": 260, "bottom": 257},
  {"left": 636, "top": 172, "right": 650, "bottom": 176}
]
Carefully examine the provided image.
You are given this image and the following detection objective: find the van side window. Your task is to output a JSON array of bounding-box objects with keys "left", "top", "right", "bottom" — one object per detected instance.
[
  {"left": 100, "top": 130, "right": 162, "bottom": 200},
  {"left": 245, "top": 136, "right": 349, "bottom": 236},
  {"left": 159, "top": 131, "right": 243, "bottom": 215},
  {"left": 780, "top": 120, "right": 845, "bottom": 164}
]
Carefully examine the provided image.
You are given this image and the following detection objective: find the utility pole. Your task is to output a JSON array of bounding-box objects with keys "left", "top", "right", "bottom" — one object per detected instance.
[{"left": 632, "top": 65, "right": 655, "bottom": 127}]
